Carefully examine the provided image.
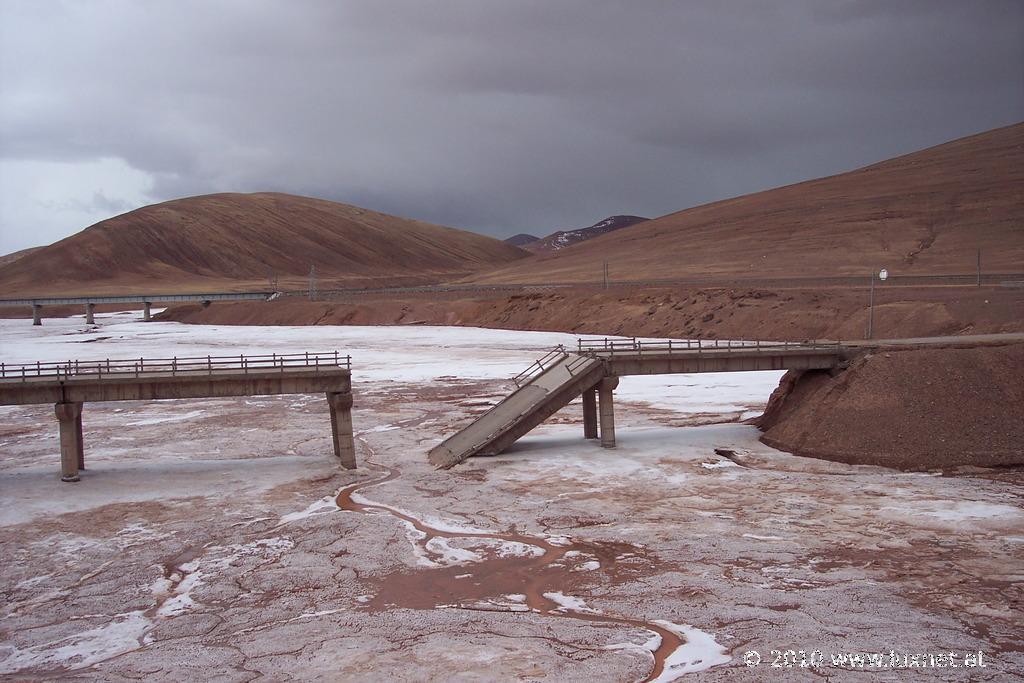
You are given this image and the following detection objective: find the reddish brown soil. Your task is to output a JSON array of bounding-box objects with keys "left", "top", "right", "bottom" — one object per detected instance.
[
  {"left": 0, "top": 246, "right": 42, "bottom": 268},
  {"left": 0, "top": 192, "right": 528, "bottom": 297},
  {"left": 470, "top": 123, "right": 1024, "bottom": 284},
  {"left": 154, "top": 285, "right": 1024, "bottom": 341},
  {"left": 758, "top": 343, "right": 1024, "bottom": 469}
]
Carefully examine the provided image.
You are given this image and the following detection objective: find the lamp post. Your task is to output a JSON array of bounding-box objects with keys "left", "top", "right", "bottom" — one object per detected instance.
[{"left": 866, "top": 268, "right": 888, "bottom": 339}]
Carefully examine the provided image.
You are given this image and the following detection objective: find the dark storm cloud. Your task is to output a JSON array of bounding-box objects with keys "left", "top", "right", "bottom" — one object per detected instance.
[{"left": 0, "top": 0, "right": 1021, "bottom": 251}]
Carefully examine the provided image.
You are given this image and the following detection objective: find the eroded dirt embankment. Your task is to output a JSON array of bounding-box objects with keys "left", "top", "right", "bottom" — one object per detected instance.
[
  {"left": 154, "top": 285, "right": 1024, "bottom": 341},
  {"left": 757, "top": 343, "right": 1024, "bottom": 469}
]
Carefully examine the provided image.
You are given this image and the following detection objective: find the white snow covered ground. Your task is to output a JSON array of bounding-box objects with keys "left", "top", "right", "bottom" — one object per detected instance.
[{"left": 1, "top": 312, "right": 1022, "bottom": 681}]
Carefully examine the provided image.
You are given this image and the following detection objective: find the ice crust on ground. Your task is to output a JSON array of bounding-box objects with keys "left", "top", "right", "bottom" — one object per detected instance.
[
  {"left": 650, "top": 620, "right": 732, "bottom": 679},
  {"left": 2, "top": 313, "right": 1020, "bottom": 679},
  {"left": 544, "top": 592, "right": 600, "bottom": 614},
  {"left": 0, "top": 611, "right": 151, "bottom": 674},
  {"left": 278, "top": 494, "right": 340, "bottom": 525}
]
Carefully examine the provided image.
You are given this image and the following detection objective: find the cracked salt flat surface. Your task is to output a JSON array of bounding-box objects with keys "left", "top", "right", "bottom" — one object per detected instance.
[
  {"left": 277, "top": 493, "right": 340, "bottom": 525},
  {"left": 1, "top": 314, "right": 1022, "bottom": 680},
  {"left": 0, "top": 611, "right": 152, "bottom": 674},
  {"left": 125, "top": 409, "right": 206, "bottom": 426}
]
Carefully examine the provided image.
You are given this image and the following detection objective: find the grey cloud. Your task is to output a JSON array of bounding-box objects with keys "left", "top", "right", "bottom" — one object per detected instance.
[
  {"left": 38, "top": 190, "right": 133, "bottom": 216},
  {"left": 0, "top": 0, "right": 1021, "bottom": 249}
]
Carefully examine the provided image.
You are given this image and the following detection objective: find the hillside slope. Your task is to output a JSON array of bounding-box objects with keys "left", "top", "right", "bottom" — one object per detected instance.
[
  {"left": 0, "top": 247, "right": 43, "bottom": 268},
  {"left": 0, "top": 193, "right": 528, "bottom": 296},
  {"left": 471, "top": 123, "right": 1024, "bottom": 283}
]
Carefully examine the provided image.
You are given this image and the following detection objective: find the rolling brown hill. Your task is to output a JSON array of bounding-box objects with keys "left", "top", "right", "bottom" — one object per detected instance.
[
  {"left": 0, "top": 246, "right": 43, "bottom": 268},
  {"left": 0, "top": 193, "right": 528, "bottom": 296},
  {"left": 470, "top": 123, "right": 1024, "bottom": 284}
]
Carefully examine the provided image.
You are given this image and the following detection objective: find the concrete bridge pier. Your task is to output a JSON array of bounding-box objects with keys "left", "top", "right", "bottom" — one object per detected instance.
[
  {"left": 582, "top": 388, "right": 598, "bottom": 439},
  {"left": 598, "top": 376, "right": 619, "bottom": 448},
  {"left": 143, "top": 302, "right": 152, "bottom": 321},
  {"left": 85, "top": 303, "right": 96, "bottom": 325},
  {"left": 55, "top": 402, "right": 85, "bottom": 482},
  {"left": 32, "top": 304, "right": 42, "bottom": 326},
  {"left": 327, "top": 392, "right": 356, "bottom": 469}
]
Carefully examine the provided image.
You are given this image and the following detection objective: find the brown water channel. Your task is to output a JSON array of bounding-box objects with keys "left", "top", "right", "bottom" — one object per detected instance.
[{"left": 335, "top": 458, "right": 688, "bottom": 681}]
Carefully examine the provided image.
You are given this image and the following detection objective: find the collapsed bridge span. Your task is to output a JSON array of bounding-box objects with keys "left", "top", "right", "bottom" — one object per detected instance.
[{"left": 428, "top": 338, "right": 847, "bottom": 469}]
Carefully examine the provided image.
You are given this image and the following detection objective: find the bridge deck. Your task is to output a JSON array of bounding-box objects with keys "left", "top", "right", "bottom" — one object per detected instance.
[
  {"left": 428, "top": 351, "right": 604, "bottom": 468},
  {"left": 430, "top": 333, "right": 1024, "bottom": 470},
  {"left": 0, "top": 351, "right": 356, "bottom": 481},
  {"left": 429, "top": 339, "right": 848, "bottom": 469}
]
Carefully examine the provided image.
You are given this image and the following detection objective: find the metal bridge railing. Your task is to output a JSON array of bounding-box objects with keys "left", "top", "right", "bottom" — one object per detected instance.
[
  {"left": 576, "top": 337, "right": 843, "bottom": 357},
  {"left": 0, "top": 351, "right": 351, "bottom": 382},
  {"left": 511, "top": 346, "right": 567, "bottom": 387}
]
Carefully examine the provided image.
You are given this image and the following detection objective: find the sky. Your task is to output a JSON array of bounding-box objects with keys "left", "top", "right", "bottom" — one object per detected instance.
[{"left": 0, "top": 1, "right": 1022, "bottom": 254}]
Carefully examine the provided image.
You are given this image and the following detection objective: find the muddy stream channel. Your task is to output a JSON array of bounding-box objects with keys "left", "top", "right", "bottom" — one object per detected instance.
[{"left": 334, "top": 441, "right": 728, "bottom": 681}]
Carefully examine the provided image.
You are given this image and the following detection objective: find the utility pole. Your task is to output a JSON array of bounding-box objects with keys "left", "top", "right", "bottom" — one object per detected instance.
[
  {"left": 308, "top": 265, "right": 317, "bottom": 301},
  {"left": 603, "top": 261, "right": 609, "bottom": 290},
  {"left": 866, "top": 274, "right": 875, "bottom": 339},
  {"left": 866, "top": 268, "right": 888, "bottom": 340},
  {"left": 977, "top": 248, "right": 982, "bottom": 287}
]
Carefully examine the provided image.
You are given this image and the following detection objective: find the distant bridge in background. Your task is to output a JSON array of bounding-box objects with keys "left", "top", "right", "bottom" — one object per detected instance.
[
  {"left": 0, "top": 271, "right": 1020, "bottom": 324},
  {"left": 300, "top": 271, "right": 1024, "bottom": 300},
  {"left": 0, "top": 291, "right": 277, "bottom": 325}
]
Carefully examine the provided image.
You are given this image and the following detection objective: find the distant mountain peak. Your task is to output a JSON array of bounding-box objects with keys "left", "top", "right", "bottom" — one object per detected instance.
[
  {"left": 526, "top": 215, "right": 649, "bottom": 252},
  {"left": 505, "top": 233, "right": 540, "bottom": 247}
]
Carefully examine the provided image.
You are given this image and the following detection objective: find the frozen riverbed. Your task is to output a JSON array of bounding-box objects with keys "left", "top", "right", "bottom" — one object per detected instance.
[{"left": 1, "top": 313, "right": 1021, "bottom": 680}]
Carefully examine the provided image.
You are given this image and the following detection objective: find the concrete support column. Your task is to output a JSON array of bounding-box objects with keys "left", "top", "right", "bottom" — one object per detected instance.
[
  {"left": 327, "top": 392, "right": 356, "bottom": 469},
  {"left": 582, "top": 388, "right": 598, "bottom": 439},
  {"left": 85, "top": 303, "right": 96, "bottom": 325},
  {"left": 75, "top": 406, "right": 85, "bottom": 470},
  {"left": 32, "top": 304, "right": 42, "bottom": 326},
  {"left": 598, "top": 376, "right": 619, "bottom": 448},
  {"left": 143, "top": 302, "right": 152, "bottom": 322},
  {"left": 55, "top": 402, "right": 84, "bottom": 482}
]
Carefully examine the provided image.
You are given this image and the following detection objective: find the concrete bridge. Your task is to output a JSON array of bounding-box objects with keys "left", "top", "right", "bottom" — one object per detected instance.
[
  {"left": 428, "top": 338, "right": 846, "bottom": 468},
  {"left": 428, "top": 333, "right": 1024, "bottom": 469},
  {"left": 0, "top": 291, "right": 278, "bottom": 325},
  {"left": 0, "top": 351, "right": 354, "bottom": 481}
]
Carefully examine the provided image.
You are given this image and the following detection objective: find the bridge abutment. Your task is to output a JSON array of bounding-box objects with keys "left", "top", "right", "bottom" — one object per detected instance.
[
  {"left": 55, "top": 401, "right": 84, "bottom": 482},
  {"left": 582, "top": 388, "right": 598, "bottom": 439},
  {"left": 598, "top": 377, "right": 619, "bottom": 448},
  {"left": 327, "top": 392, "right": 356, "bottom": 469}
]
